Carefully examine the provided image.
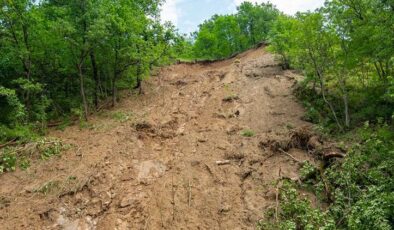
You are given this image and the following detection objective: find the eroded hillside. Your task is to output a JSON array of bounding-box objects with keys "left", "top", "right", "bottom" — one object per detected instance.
[{"left": 0, "top": 47, "right": 317, "bottom": 229}]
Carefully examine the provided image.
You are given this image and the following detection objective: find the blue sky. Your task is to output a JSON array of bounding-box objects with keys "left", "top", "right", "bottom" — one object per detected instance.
[{"left": 160, "top": 0, "right": 326, "bottom": 34}]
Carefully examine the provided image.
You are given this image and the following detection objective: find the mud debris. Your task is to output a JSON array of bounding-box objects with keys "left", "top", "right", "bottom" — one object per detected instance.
[{"left": 0, "top": 47, "right": 321, "bottom": 229}]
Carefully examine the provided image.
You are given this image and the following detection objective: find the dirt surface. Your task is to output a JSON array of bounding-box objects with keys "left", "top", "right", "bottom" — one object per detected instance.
[{"left": 0, "top": 47, "right": 317, "bottom": 229}]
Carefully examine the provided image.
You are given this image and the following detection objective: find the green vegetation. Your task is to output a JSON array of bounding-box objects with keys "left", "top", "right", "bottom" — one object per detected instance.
[
  {"left": 240, "top": 129, "right": 255, "bottom": 137},
  {"left": 0, "top": 0, "right": 181, "bottom": 143},
  {"left": 111, "top": 111, "right": 133, "bottom": 123},
  {"left": 260, "top": 124, "right": 394, "bottom": 229},
  {"left": 0, "top": 138, "right": 67, "bottom": 173},
  {"left": 177, "top": 2, "right": 280, "bottom": 60},
  {"left": 269, "top": 1, "right": 394, "bottom": 130},
  {"left": 0, "top": 149, "right": 17, "bottom": 173}
]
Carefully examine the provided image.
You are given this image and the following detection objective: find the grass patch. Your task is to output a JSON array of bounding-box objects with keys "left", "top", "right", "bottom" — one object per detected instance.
[
  {"left": 240, "top": 129, "right": 255, "bottom": 137},
  {"left": 112, "top": 111, "right": 133, "bottom": 123}
]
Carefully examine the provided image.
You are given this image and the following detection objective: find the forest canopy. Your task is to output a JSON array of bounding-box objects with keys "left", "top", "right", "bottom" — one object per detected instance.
[
  {"left": 190, "top": 2, "right": 280, "bottom": 60},
  {"left": 0, "top": 0, "right": 181, "bottom": 142}
]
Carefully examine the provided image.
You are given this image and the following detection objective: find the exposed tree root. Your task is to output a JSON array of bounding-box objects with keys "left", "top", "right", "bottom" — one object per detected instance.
[{"left": 259, "top": 127, "right": 346, "bottom": 162}]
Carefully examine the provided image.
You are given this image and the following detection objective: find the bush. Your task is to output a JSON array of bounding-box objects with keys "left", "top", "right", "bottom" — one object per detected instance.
[
  {"left": 0, "top": 86, "right": 25, "bottom": 124},
  {"left": 0, "top": 124, "right": 36, "bottom": 143},
  {"left": 259, "top": 124, "right": 394, "bottom": 229},
  {"left": 258, "top": 181, "right": 336, "bottom": 230}
]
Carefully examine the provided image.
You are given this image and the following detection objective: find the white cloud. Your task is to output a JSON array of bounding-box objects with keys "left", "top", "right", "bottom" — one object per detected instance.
[
  {"left": 233, "top": 0, "right": 325, "bottom": 15},
  {"left": 160, "top": 0, "right": 179, "bottom": 26}
]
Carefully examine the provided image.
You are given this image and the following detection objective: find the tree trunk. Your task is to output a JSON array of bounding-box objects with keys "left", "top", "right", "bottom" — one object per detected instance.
[
  {"left": 90, "top": 50, "right": 99, "bottom": 110},
  {"left": 339, "top": 75, "right": 350, "bottom": 128},
  {"left": 319, "top": 73, "right": 343, "bottom": 131},
  {"left": 308, "top": 49, "right": 342, "bottom": 130},
  {"left": 374, "top": 62, "right": 383, "bottom": 81},
  {"left": 111, "top": 72, "right": 117, "bottom": 107},
  {"left": 134, "top": 63, "right": 143, "bottom": 95},
  {"left": 78, "top": 64, "right": 89, "bottom": 121},
  {"left": 343, "top": 93, "right": 350, "bottom": 128}
]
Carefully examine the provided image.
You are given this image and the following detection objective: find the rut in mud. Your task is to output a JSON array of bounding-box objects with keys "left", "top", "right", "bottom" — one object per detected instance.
[{"left": 0, "top": 47, "right": 317, "bottom": 229}]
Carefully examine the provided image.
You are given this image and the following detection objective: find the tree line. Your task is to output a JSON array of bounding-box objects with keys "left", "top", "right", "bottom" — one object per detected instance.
[
  {"left": 177, "top": 2, "right": 280, "bottom": 60},
  {"left": 269, "top": 0, "right": 394, "bottom": 131},
  {"left": 0, "top": 0, "right": 182, "bottom": 141},
  {"left": 179, "top": 0, "right": 393, "bottom": 131}
]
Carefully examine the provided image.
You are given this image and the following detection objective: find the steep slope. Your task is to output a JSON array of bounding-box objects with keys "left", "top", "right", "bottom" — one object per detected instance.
[{"left": 0, "top": 47, "right": 316, "bottom": 229}]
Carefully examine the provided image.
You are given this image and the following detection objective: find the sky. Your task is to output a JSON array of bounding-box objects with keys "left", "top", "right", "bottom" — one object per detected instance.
[{"left": 160, "top": 0, "right": 326, "bottom": 34}]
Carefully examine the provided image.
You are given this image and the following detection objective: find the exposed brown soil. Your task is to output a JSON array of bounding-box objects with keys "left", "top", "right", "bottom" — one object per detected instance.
[{"left": 0, "top": 47, "right": 318, "bottom": 229}]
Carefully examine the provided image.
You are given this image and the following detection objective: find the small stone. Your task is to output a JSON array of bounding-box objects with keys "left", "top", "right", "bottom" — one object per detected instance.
[
  {"left": 154, "top": 146, "right": 163, "bottom": 151},
  {"left": 120, "top": 174, "right": 134, "bottom": 182},
  {"left": 75, "top": 193, "right": 83, "bottom": 202},
  {"left": 119, "top": 197, "right": 137, "bottom": 208},
  {"left": 91, "top": 198, "right": 101, "bottom": 205},
  {"left": 198, "top": 138, "right": 207, "bottom": 143},
  {"left": 219, "top": 204, "right": 231, "bottom": 213},
  {"left": 176, "top": 124, "right": 185, "bottom": 135}
]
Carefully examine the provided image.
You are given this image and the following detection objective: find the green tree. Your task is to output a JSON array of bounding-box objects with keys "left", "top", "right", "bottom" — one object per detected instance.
[
  {"left": 237, "top": 2, "right": 279, "bottom": 47},
  {"left": 0, "top": 0, "right": 175, "bottom": 142}
]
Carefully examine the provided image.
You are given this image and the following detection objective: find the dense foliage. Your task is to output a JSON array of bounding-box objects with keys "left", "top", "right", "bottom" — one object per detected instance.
[
  {"left": 269, "top": 0, "right": 394, "bottom": 130},
  {"left": 259, "top": 123, "right": 394, "bottom": 230},
  {"left": 179, "top": 2, "right": 280, "bottom": 60},
  {"left": 260, "top": 0, "right": 394, "bottom": 229},
  {"left": 0, "top": 0, "right": 179, "bottom": 142}
]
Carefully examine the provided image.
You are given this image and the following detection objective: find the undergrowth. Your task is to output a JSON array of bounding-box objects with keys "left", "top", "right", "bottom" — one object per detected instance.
[
  {"left": 0, "top": 138, "right": 68, "bottom": 174},
  {"left": 259, "top": 123, "right": 394, "bottom": 230},
  {"left": 112, "top": 111, "right": 133, "bottom": 123}
]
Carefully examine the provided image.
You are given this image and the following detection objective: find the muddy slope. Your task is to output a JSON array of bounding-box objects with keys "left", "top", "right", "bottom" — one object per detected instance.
[{"left": 0, "top": 47, "right": 316, "bottom": 229}]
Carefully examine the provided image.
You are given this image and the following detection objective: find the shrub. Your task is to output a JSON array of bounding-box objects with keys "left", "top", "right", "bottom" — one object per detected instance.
[
  {"left": 0, "top": 124, "right": 36, "bottom": 143},
  {"left": 259, "top": 124, "right": 394, "bottom": 229},
  {"left": 241, "top": 129, "right": 255, "bottom": 137}
]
